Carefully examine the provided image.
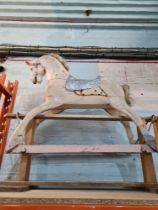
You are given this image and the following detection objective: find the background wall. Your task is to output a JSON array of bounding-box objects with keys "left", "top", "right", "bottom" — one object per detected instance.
[
  {"left": 0, "top": 0, "right": 158, "bottom": 184},
  {"left": 0, "top": 0, "right": 158, "bottom": 48}
]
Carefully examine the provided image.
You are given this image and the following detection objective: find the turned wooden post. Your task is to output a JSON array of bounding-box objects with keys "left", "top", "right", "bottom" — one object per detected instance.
[
  {"left": 16, "top": 119, "right": 38, "bottom": 181},
  {"left": 152, "top": 117, "right": 158, "bottom": 152},
  {"left": 137, "top": 128, "right": 157, "bottom": 192},
  {"left": 16, "top": 109, "right": 64, "bottom": 181}
]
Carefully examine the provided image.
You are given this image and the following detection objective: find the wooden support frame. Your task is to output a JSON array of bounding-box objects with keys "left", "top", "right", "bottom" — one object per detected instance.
[
  {"left": 152, "top": 116, "right": 158, "bottom": 152},
  {"left": 137, "top": 128, "right": 157, "bottom": 192},
  {"left": 16, "top": 120, "right": 37, "bottom": 181},
  {"left": 3, "top": 111, "right": 158, "bottom": 192},
  {"left": 16, "top": 110, "right": 63, "bottom": 181}
]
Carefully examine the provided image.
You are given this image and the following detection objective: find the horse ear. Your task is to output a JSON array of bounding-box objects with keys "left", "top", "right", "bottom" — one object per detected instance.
[{"left": 25, "top": 60, "right": 33, "bottom": 65}]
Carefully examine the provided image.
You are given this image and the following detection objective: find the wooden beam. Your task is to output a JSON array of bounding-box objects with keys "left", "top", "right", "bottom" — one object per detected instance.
[
  {"left": 0, "top": 181, "right": 157, "bottom": 191},
  {"left": 5, "top": 113, "right": 155, "bottom": 122},
  {"left": 16, "top": 120, "right": 36, "bottom": 181},
  {"left": 152, "top": 117, "right": 158, "bottom": 152},
  {"left": 137, "top": 129, "right": 157, "bottom": 192},
  {"left": 9, "top": 144, "right": 153, "bottom": 154}
]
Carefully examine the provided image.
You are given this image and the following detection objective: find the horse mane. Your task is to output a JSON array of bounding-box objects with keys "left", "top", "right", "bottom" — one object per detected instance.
[{"left": 51, "top": 54, "right": 69, "bottom": 71}]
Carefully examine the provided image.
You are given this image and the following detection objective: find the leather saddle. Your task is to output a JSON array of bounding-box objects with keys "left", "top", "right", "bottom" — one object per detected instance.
[
  {"left": 65, "top": 66, "right": 101, "bottom": 90},
  {"left": 65, "top": 75, "right": 101, "bottom": 91},
  {"left": 65, "top": 69, "right": 106, "bottom": 96}
]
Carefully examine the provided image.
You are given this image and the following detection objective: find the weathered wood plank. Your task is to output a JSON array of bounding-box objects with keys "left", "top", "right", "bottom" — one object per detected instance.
[
  {"left": 10, "top": 144, "right": 153, "bottom": 154},
  {"left": 137, "top": 128, "right": 157, "bottom": 192},
  {"left": 0, "top": 180, "right": 157, "bottom": 191},
  {"left": 5, "top": 113, "right": 156, "bottom": 122},
  {"left": 16, "top": 120, "right": 36, "bottom": 181}
]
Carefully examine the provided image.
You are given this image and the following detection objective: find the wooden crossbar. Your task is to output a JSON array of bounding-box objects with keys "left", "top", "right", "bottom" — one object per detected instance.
[
  {"left": 0, "top": 180, "right": 157, "bottom": 191},
  {"left": 11, "top": 144, "right": 153, "bottom": 154},
  {"left": 5, "top": 113, "right": 157, "bottom": 122}
]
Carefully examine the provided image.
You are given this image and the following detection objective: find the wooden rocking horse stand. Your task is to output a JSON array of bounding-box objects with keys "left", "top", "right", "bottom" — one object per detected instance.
[
  {"left": 2, "top": 54, "right": 158, "bottom": 192},
  {"left": 4, "top": 111, "right": 158, "bottom": 193}
]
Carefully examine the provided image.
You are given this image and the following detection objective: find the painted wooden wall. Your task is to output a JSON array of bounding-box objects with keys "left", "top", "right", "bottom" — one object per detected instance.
[
  {"left": 0, "top": 0, "right": 158, "bottom": 183},
  {"left": 0, "top": 0, "right": 158, "bottom": 47}
]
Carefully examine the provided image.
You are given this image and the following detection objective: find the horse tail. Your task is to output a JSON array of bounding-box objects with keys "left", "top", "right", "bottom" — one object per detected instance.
[
  {"left": 122, "top": 84, "right": 134, "bottom": 106},
  {"left": 51, "top": 54, "right": 69, "bottom": 71}
]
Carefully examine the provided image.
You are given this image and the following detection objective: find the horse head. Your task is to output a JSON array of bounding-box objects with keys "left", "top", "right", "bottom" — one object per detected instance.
[
  {"left": 26, "top": 54, "right": 69, "bottom": 84},
  {"left": 26, "top": 59, "right": 46, "bottom": 84}
]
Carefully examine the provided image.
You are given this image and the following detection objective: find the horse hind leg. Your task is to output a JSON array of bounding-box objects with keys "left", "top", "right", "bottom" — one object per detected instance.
[
  {"left": 123, "top": 105, "right": 155, "bottom": 148},
  {"left": 105, "top": 108, "right": 135, "bottom": 144},
  {"left": 121, "top": 121, "right": 135, "bottom": 144},
  {"left": 109, "top": 101, "right": 155, "bottom": 148}
]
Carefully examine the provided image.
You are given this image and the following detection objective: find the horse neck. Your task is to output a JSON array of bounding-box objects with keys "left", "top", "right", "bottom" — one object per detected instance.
[{"left": 41, "top": 56, "right": 68, "bottom": 80}]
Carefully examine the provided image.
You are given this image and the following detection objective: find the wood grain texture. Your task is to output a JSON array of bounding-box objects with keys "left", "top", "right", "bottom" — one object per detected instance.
[{"left": 0, "top": 189, "right": 158, "bottom": 205}]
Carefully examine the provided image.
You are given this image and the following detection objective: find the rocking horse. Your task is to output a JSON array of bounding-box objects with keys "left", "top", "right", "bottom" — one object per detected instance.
[{"left": 6, "top": 54, "right": 154, "bottom": 151}]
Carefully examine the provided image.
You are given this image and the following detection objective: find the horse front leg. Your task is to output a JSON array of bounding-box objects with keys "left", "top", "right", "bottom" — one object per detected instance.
[{"left": 6, "top": 101, "right": 64, "bottom": 152}]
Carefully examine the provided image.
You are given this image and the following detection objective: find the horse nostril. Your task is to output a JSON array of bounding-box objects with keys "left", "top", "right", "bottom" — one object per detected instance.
[{"left": 33, "top": 76, "right": 37, "bottom": 84}]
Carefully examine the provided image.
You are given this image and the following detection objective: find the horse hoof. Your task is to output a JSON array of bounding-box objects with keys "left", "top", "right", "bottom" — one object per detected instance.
[
  {"left": 141, "top": 128, "right": 156, "bottom": 151},
  {"left": 6, "top": 134, "right": 24, "bottom": 153},
  {"left": 134, "top": 139, "right": 139, "bottom": 144}
]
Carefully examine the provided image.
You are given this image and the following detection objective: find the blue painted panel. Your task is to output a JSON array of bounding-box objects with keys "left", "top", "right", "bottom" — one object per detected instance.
[{"left": 0, "top": 0, "right": 158, "bottom": 47}]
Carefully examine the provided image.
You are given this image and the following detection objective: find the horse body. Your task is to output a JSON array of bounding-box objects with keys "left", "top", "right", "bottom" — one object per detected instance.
[
  {"left": 6, "top": 54, "right": 154, "bottom": 151},
  {"left": 40, "top": 54, "right": 127, "bottom": 106}
]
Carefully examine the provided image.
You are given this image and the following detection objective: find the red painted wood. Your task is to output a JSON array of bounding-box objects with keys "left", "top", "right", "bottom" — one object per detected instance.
[
  {"left": 0, "top": 74, "right": 18, "bottom": 167},
  {"left": 0, "top": 205, "right": 157, "bottom": 210},
  {"left": 0, "top": 73, "right": 6, "bottom": 99}
]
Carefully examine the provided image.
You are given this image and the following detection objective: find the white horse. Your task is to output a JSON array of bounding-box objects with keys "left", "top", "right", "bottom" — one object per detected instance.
[{"left": 6, "top": 54, "right": 153, "bottom": 151}]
